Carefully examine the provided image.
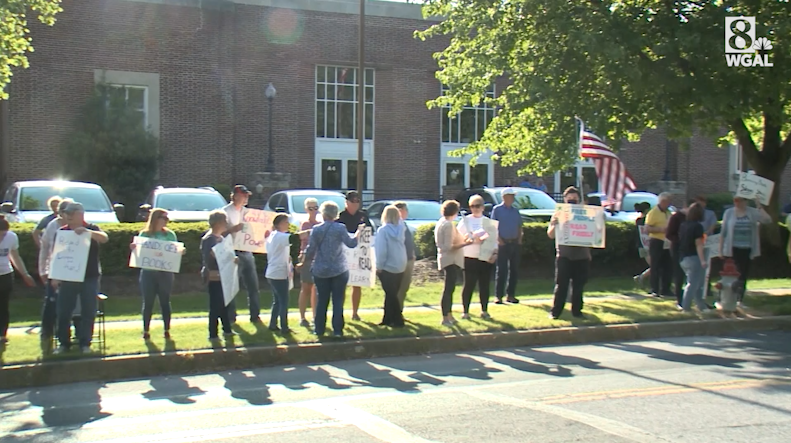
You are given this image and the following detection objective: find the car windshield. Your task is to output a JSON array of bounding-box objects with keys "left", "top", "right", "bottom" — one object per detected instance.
[
  {"left": 291, "top": 195, "right": 347, "bottom": 214},
  {"left": 403, "top": 201, "right": 441, "bottom": 220},
  {"left": 494, "top": 190, "right": 557, "bottom": 210},
  {"left": 156, "top": 193, "right": 227, "bottom": 212},
  {"left": 621, "top": 194, "right": 658, "bottom": 212},
  {"left": 19, "top": 186, "right": 112, "bottom": 212}
]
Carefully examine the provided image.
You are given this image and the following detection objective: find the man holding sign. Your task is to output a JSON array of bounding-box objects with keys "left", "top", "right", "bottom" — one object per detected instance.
[
  {"left": 201, "top": 210, "right": 237, "bottom": 341},
  {"left": 52, "top": 203, "right": 109, "bottom": 355},
  {"left": 222, "top": 185, "right": 261, "bottom": 324},
  {"left": 547, "top": 187, "right": 592, "bottom": 320}
]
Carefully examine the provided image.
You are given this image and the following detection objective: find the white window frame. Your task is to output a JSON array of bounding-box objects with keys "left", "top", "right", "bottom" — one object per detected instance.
[
  {"left": 107, "top": 84, "right": 149, "bottom": 129},
  {"left": 553, "top": 159, "right": 601, "bottom": 194},
  {"left": 439, "top": 85, "right": 496, "bottom": 193},
  {"left": 315, "top": 65, "right": 375, "bottom": 140},
  {"left": 728, "top": 143, "right": 744, "bottom": 192},
  {"left": 313, "top": 139, "right": 375, "bottom": 202}
]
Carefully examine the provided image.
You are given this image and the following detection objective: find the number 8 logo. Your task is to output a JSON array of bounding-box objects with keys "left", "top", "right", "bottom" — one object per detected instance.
[{"left": 729, "top": 19, "right": 753, "bottom": 51}]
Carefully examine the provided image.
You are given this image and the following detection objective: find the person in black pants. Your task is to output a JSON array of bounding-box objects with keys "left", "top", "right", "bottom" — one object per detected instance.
[
  {"left": 457, "top": 195, "right": 499, "bottom": 320},
  {"left": 547, "top": 187, "right": 592, "bottom": 319},
  {"left": 666, "top": 200, "right": 695, "bottom": 307},
  {"left": 645, "top": 193, "right": 674, "bottom": 297},
  {"left": 375, "top": 205, "right": 408, "bottom": 328}
]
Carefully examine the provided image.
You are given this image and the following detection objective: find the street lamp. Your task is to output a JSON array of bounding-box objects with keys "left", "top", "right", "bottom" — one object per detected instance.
[{"left": 265, "top": 82, "right": 277, "bottom": 172}]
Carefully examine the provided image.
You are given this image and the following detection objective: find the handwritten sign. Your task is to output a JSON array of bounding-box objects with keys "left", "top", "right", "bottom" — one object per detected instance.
[
  {"left": 555, "top": 204, "right": 606, "bottom": 248},
  {"left": 129, "top": 237, "right": 184, "bottom": 273},
  {"left": 213, "top": 235, "right": 240, "bottom": 306},
  {"left": 736, "top": 172, "right": 774, "bottom": 205},
  {"left": 703, "top": 233, "right": 722, "bottom": 296},
  {"left": 49, "top": 231, "right": 91, "bottom": 282},
  {"left": 233, "top": 209, "right": 278, "bottom": 254},
  {"left": 345, "top": 227, "right": 376, "bottom": 287},
  {"left": 638, "top": 226, "right": 650, "bottom": 249}
]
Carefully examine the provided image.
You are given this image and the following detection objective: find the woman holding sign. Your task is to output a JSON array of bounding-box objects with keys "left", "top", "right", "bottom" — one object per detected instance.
[
  {"left": 0, "top": 216, "right": 36, "bottom": 344},
  {"left": 457, "top": 195, "right": 498, "bottom": 320},
  {"left": 719, "top": 196, "right": 771, "bottom": 306},
  {"left": 131, "top": 209, "right": 183, "bottom": 340}
]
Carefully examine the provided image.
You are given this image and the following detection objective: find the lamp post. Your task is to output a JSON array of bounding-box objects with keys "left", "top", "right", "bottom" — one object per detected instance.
[
  {"left": 265, "top": 82, "right": 277, "bottom": 172},
  {"left": 356, "top": 0, "right": 365, "bottom": 193}
]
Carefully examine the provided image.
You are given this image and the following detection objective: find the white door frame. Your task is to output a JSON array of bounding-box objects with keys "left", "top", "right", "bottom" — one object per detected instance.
[
  {"left": 314, "top": 139, "right": 374, "bottom": 199},
  {"left": 554, "top": 159, "right": 601, "bottom": 194},
  {"left": 439, "top": 144, "right": 494, "bottom": 193}
]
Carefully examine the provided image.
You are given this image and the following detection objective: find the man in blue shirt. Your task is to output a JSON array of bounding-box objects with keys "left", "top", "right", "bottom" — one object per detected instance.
[
  {"left": 491, "top": 188, "right": 523, "bottom": 304},
  {"left": 694, "top": 195, "right": 718, "bottom": 234}
]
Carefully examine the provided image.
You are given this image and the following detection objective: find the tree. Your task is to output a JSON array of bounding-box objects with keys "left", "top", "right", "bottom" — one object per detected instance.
[
  {"left": 0, "top": 0, "right": 62, "bottom": 99},
  {"left": 62, "top": 84, "right": 160, "bottom": 220},
  {"left": 417, "top": 0, "right": 790, "bottom": 220}
]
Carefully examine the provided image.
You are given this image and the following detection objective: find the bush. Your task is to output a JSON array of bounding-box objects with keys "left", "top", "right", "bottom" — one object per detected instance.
[
  {"left": 11, "top": 222, "right": 301, "bottom": 277},
  {"left": 415, "top": 221, "right": 791, "bottom": 278},
  {"left": 704, "top": 193, "right": 734, "bottom": 219}
]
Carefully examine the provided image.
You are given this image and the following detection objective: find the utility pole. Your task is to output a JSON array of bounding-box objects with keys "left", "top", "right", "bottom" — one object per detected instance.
[{"left": 356, "top": 0, "right": 365, "bottom": 194}]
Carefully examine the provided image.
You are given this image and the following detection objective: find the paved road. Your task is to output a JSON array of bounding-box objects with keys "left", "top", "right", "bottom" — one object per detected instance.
[{"left": 1, "top": 332, "right": 790, "bottom": 442}]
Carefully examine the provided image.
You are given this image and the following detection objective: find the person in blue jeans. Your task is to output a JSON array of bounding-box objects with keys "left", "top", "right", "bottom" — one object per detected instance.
[
  {"left": 265, "top": 214, "right": 293, "bottom": 333},
  {"left": 302, "top": 201, "right": 362, "bottom": 338},
  {"left": 678, "top": 203, "right": 710, "bottom": 313},
  {"left": 491, "top": 188, "right": 523, "bottom": 304},
  {"left": 51, "top": 202, "right": 109, "bottom": 355},
  {"left": 200, "top": 211, "right": 237, "bottom": 341},
  {"left": 222, "top": 185, "right": 261, "bottom": 324}
]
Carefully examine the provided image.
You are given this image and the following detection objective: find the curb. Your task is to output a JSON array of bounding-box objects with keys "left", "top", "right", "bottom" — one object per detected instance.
[{"left": 2, "top": 316, "right": 790, "bottom": 390}]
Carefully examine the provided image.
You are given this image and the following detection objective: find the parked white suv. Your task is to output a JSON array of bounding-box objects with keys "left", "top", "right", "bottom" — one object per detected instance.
[
  {"left": 1, "top": 180, "right": 123, "bottom": 224},
  {"left": 263, "top": 189, "right": 347, "bottom": 227}
]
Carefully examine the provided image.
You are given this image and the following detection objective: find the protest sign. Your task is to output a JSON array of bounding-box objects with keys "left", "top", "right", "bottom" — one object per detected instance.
[
  {"left": 213, "top": 235, "right": 240, "bottom": 306},
  {"left": 345, "top": 227, "right": 376, "bottom": 287},
  {"left": 129, "top": 236, "right": 184, "bottom": 273},
  {"left": 736, "top": 172, "right": 774, "bottom": 205},
  {"left": 638, "top": 226, "right": 650, "bottom": 249},
  {"left": 233, "top": 209, "right": 278, "bottom": 254},
  {"left": 555, "top": 204, "right": 606, "bottom": 248},
  {"left": 49, "top": 231, "right": 92, "bottom": 282},
  {"left": 703, "top": 233, "right": 722, "bottom": 296}
]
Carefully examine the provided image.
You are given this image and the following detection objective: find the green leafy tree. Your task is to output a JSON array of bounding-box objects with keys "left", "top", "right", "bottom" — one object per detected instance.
[
  {"left": 0, "top": 0, "right": 62, "bottom": 99},
  {"left": 417, "top": 0, "right": 790, "bottom": 220},
  {"left": 62, "top": 84, "right": 160, "bottom": 220}
]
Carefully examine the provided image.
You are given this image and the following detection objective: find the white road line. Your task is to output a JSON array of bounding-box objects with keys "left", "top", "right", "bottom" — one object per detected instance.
[
  {"left": 464, "top": 390, "right": 676, "bottom": 443},
  {"left": 306, "top": 401, "right": 441, "bottom": 443}
]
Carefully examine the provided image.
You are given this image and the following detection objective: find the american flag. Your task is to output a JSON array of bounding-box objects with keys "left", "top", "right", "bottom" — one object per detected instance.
[{"left": 578, "top": 121, "right": 636, "bottom": 210}]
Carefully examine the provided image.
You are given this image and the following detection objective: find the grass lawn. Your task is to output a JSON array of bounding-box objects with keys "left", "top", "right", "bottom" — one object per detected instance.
[
  {"left": 8, "top": 277, "right": 791, "bottom": 328},
  {"left": 3, "top": 294, "right": 791, "bottom": 367}
]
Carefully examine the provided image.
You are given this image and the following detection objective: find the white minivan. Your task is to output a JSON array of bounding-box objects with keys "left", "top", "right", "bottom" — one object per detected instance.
[{"left": 1, "top": 180, "right": 124, "bottom": 224}]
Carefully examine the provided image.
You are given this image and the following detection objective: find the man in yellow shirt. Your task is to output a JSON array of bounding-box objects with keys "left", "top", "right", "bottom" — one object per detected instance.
[{"left": 645, "top": 193, "right": 673, "bottom": 297}]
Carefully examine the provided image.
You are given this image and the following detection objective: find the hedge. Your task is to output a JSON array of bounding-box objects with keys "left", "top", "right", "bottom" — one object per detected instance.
[
  {"left": 415, "top": 222, "right": 791, "bottom": 279},
  {"left": 10, "top": 222, "right": 301, "bottom": 277}
]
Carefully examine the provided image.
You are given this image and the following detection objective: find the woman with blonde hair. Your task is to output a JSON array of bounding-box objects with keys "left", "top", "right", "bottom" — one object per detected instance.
[
  {"left": 298, "top": 197, "right": 320, "bottom": 327},
  {"left": 375, "top": 205, "right": 408, "bottom": 327},
  {"left": 434, "top": 200, "right": 473, "bottom": 326},
  {"left": 130, "top": 208, "right": 184, "bottom": 340},
  {"left": 457, "top": 195, "right": 498, "bottom": 320}
]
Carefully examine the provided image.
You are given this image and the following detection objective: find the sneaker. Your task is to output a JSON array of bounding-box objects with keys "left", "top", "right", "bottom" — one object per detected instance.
[
  {"left": 80, "top": 346, "right": 91, "bottom": 354},
  {"left": 714, "top": 302, "right": 723, "bottom": 310},
  {"left": 633, "top": 275, "right": 640, "bottom": 286},
  {"left": 737, "top": 302, "right": 748, "bottom": 309},
  {"left": 506, "top": 297, "right": 519, "bottom": 304},
  {"left": 676, "top": 304, "right": 684, "bottom": 311},
  {"left": 450, "top": 316, "right": 459, "bottom": 324},
  {"left": 251, "top": 316, "right": 263, "bottom": 324},
  {"left": 223, "top": 331, "right": 237, "bottom": 337},
  {"left": 699, "top": 308, "right": 712, "bottom": 314},
  {"left": 352, "top": 314, "right": 361, "bottom": 321},
  {"left": 481, "top": 312, "right": 492, "bottom": 320},
  {"left": 650, "top": 292, "right": 662, "bottom": 298},
  {"left": 548, "top": 313, "right": 560, "bottom": 320},
  {"left": 269, "top": 326, "right": 281, "bottom": 332},
  {"left": 494, "top": 298, "right": 504, "bottom": 305},
  {"left": 441, "top": 319, "right": 454, "bottom": 327},
  {"left": 300, "top": 319, "right": 311, "bottom": 327},
  {"left": 461, "top": 313, "right": 470, "bottom": 320},
  {"left": 54, "top": 346, "right": 69, "bottom": 355}
]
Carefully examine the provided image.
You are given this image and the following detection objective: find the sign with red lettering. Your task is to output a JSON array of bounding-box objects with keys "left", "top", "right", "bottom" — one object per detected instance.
[
  {"left": 555, "top": 204, "right": 606, "bottom": 248},
  {"left": 233, "top": 209, "right": 278, "bottom": 254}
]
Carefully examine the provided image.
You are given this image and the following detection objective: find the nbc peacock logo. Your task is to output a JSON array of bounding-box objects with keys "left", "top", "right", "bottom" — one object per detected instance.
[{"left": 725, "top": 17, "right": 774, "bottom": 68}]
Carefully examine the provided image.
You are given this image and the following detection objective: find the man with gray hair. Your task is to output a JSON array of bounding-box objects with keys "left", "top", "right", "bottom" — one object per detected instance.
[
  {"left": 645, "top": 192, "right": 674, "bottom": 297},
  {"left": 38, "top": 198, "right": 73, "bottom": 341},
  {"left": 51, "top": 202, "right": 109, "bottom": 354}
]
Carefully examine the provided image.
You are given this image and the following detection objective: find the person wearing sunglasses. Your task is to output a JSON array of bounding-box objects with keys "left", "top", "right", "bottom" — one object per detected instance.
[
  {"left": 131, "top": 208, "right": 184, "bottom": 340},
  {"left": 337, "top": 191, "right": 373, "bottom": 321},
  {"left": 297, "top": 198, "right": 320, "bottom": 327},
  {"left": 456, "top": 195, "right": 499, "bottom": 320}
]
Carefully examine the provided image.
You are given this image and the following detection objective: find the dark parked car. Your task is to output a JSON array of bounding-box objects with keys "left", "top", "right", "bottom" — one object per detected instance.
[{"left": 454, "top": 187, "right": 557, "bottom": 222}]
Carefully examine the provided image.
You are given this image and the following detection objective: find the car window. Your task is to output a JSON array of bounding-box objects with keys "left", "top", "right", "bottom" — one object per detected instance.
[
  {"left": 4, "top": 185, "right": 17, "bottom": 206},
  {"left": 291, "top": 195, "right": 346, "bottom": 214},
  {"left": 512, "top": 190, "right": 556, "bottom": 210},
  {"left": 403, "top": 201, "right": 442, "bottom": 220},
  {"left": 19, "top": 186, "right": 113, "bottom": 212},
  {"left": 155, "top": 192, "right": 227, "bottom": 212},
  {"left": 368, "top": 203, "right": 384, "bottom": 219},
  {"left": 269, "top": 193, "right": 287, "bottom": 211},
  {"left": 621, "top": 194, "right": 658, "bottom": 212}
]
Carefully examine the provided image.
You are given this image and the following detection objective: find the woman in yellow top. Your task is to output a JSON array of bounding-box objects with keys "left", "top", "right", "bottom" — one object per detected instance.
[{"left": 644, "top": 193, "right": 673, "bottom": 297}]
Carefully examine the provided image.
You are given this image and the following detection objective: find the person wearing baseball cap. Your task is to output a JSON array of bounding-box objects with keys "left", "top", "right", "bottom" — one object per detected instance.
[
  {"left": 338, "top": 190, "right": 373, "bottom": 321},
  {"left": 222, "top": 184, "right": 261, "bottom": 324},
  {"left": 491, "top": 187, "right": 523, "bottom": 304}
]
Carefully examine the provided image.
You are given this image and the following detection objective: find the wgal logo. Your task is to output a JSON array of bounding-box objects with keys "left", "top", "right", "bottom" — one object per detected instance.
[{"left": 725, "top": 17, "right": 773, "bottom": 67}]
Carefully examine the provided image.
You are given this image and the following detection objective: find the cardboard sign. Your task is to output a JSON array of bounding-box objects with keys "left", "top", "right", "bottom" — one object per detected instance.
[
  {"left": 345, "top": 227, "right": 376, "bottom": 287},
  {"left": 129, "top": 237, "right": 184, "bottom": 273},
  {"left": 233, "top": 209, "right": 278, "bottom": 254},
  {"left": 638, "top": 225, "right": 650, "bottom": 249},
  {"left": 555, "top": 204, "right": 606, "bottom": 248},
  {"left": 704, "top": 234, "right": 721, "bottom": 259},
  {"left": 736, "top": 172, "right": 774, "bottom": 205},
  {"left": 213, "top": 234, "right": 240, "bottom": 306},
  {"left": 49, "top": 231, "right": 92, "bottom": 282}
]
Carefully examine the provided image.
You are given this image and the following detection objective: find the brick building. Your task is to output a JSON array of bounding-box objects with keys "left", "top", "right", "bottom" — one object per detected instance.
[{"left": 0, "top": 0, "right": 785, "bottom": 204}]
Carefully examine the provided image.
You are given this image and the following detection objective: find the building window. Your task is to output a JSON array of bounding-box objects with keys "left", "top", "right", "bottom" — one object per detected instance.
[
  {"left": 106, "top": 85, "right": 148, "bottom": 129},
  {"left": 441, "top": 85, "right": 495, "bottom": 144},
  {"left": 316, "top": 66, "right": 374, "bottom": 140}
]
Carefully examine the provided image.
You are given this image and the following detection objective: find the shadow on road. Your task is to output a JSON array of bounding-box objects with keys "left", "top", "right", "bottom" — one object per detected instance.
[{"left": 142, "top": 376, "right": 206, "bottom": 405}]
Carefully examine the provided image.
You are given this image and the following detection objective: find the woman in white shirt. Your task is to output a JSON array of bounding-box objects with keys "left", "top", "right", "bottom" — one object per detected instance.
[
  {"left": 0, "top": 215, "right": 36, "bottom": 344},
  {"left": 434, "top": 200, "right": 472, "bottom": 326},
  {"left": 265, "top": 214, "right": 293, "bottom": 333},
  {"left": 457, "top": 195, "right": 499, "bottom": 319}
]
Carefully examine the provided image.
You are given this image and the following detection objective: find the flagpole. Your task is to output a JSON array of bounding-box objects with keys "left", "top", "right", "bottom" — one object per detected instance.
[
  {"left": 574, "top": 116, "right": 584, "bottom": 157},
  {"left": 356, "top": 0, "right": 365, "bottom": 195}
]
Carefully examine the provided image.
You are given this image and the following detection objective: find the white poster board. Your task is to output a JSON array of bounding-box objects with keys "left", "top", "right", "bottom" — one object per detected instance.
[
  {"left": 638, "top": 225, "right": 650, "bottom": 249},
  {"left": 49, "top": 231, "right": 92, "bottom": 282},
  {"left": 129, "top": 236, "right": 184, "bottom": 273},
  {"left": 213, "top": 235, "right": 240, "bottom": 306},
  {"left": 233, "top": 209, "right": 278, "bottom": 254},
  {"left": 703, "top": 233, "right": 721, "bottom": 294},
  {"left": 555, "top": 204, "right": 606, "bottom": 248},
  {"left": 345, "top": 227, "right": 377, "bottom": 287},
  {"left": 736, "top": 172, "right": 774, "bottom": 205}
]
